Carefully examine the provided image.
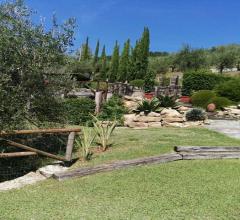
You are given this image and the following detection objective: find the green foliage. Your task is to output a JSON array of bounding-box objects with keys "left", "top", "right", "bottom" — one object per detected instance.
[
  {"left": 93, "top": 40, "right": 100, "bottom": 67},
  {"left": 158, "top": 95, "right": 176, "bottom": 107},
  {"left": 129, "top": 27, "right": 150, "bottom": 80},
  {"left": 92, "top": 116, "right": 117, "bottom": 151},
  {"left": 208, "top": 97, "right": 232, "bottom": 109},
  {"left": 64, "top": 98, "right": 95, "bottom": 125},
  {"left": 109, "top": 41, "right": 120, "bottom": 82},
  {"left": 0, "top": 1, "right": 75, "bottom": 130},
  {"left": 175, "top": 45, "right": 207, "bottom": 71},
  {"left": 80, "top": 37, "right": 91, "bottom": 61},
  {"left": 215, "top": 78, "right": 240, "bottom": 102},
  {"left": 75, "top": 127, "right": 95, "bottom": 161},
  {"left": 118, "top": 39, "right": 130, "bottom": 82},
  {"left": 129, "top": 79, "right": 145, "bottom": 88},
  {"left": 144, "top": 69, "right": 156, "bottom": 92},
  {"left": 137, "top": 98, "right": 160, "bottom": 113},
  {"left": 211, "top": 46, "right": 237, "bottom": 73},
  {"left": 99, "top": 95, "right": 127, "bottom": 122},
  {"left": 191, "top": 90, "right": 216, "bottom": 108},
  {"left": 99, "top": 45, "right": 108, "bottom": 80},
  {"left": 182, "top": 69, "right": 228, "bottom": 96},
  {"left": 186, "top": 108, "right": 206, "bottom": 121}
]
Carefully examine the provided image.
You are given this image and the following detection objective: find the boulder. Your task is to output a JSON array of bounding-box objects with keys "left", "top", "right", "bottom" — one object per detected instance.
[
  {"left": 38, "top": 165, "right": 68, "bottom": 178},
  {"left": 134, "top": 115, "right": 161, "bottom": 123},
  {"left": 148, "top": 122, "right": 162, "bottom": 128},
  {"left": 161, "top": 108, "right": 183, "bottom": 118},
  {"left": 148, "top": 112, "right": 161, "bottom": 117},
  {"left": 127, "top": 121, "right": 149, "bottom": 128},
  {"left": 162, "top": 122, "right": 185, "bottom": 128},
  {"left": 229, "top": 109, "right": 240, "bottom": 115},
  {"left": 124, "top": 114, "right": 136, "bottom": 126},
  {"left": 184, "top": 121, "right": 204, "bottom": 127},
  {"left": 162, "top": 117, "right": 184, "bottom": 123},
  {"left": 177, "top": 106, "right": 190, "bottom": 112},
  {"left": 123, "top": 100, "right": 139, "bottom": 111}
]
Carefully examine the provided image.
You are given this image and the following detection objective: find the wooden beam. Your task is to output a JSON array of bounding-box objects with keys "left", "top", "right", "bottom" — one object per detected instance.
[
  {"left": 181, "top": 152, "right": 240, "bottom": 160},
  {"left": 4, "top": 140, "right": 67, "bottom": 161},
  {"left": 0, "top": 128, "right": 81, "bottom": 136},
  {"left": 65, "top": 132, "right": 76, "bottom": 161},
  {"left": 175, "top": 146, "right": 240, "bottom": 153},
  {"left": 0, "top": 152, "right": 37, "bottom": 158},
  {"left": 53, "top": 153, "right": 182, "bottom": 181}
]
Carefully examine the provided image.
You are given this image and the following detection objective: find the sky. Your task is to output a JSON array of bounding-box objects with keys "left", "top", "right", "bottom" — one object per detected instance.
[{"left": 5, "top": 0, "right": 240, "bottom": 54}]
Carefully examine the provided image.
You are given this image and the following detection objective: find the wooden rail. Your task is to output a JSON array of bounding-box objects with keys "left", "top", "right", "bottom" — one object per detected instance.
[
  {"left": 0, "top": 128, "right": 81, "bottom": 161},
  {"left": 0, "top": 128, "right": 81, "bottom": 136}
]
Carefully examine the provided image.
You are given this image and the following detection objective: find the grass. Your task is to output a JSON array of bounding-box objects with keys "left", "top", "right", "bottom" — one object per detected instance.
[
  {"left": 73, "top": 127, "right": 240, "bottom": 167},
  {"left": 1, "top": 127, "right": 240, "bottom": 219}
]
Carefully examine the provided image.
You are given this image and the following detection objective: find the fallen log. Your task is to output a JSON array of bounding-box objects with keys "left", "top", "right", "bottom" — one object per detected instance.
[
  {"left": 53, "top": 153, "right": 182, "bottom": 181},
  {"left": 175, "top": 146, "right": 240, "bottom": 153},
  {"left": 0, "top": 152, "right": 37, "bottom": 158}
]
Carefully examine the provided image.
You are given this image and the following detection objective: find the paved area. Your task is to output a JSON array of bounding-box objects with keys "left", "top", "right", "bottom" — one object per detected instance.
[{"left": 205, "top": 120, "right": 240, "bottom": 139}]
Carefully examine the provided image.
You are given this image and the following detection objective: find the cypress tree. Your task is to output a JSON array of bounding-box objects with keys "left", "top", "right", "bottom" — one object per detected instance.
[
  {"left": 130, "top": 27, "right": 150, "bottom": 80},
  {"left": 81, "top": 37, "right": 91, "bottom": 60},
  {"left": 93, "top": 40, "right": 100, "bottom": 66},
  {"left": 118, "top": 39, "right": 130, "bottom": 82},
  {"left": 109, "top": 41, "right": 119, "bottom": 82},
  {"left": 100, "top": 45, "right": 107, "bottom": 79}
]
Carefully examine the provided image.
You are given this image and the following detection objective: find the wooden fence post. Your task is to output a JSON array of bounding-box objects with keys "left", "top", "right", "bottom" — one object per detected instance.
[{"left": 65, "top": 132, "right": 76, "bottom": 161}]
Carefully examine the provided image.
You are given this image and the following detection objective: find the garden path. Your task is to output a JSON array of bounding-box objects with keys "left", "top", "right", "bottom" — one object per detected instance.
[{"left": 205, "top": 120, "right": 240, "bottom": 139}]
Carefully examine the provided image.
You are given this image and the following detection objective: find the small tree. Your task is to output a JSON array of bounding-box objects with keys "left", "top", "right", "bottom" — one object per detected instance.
[{"left": 118, "top": 39, "right": 130, "bottom": 82}]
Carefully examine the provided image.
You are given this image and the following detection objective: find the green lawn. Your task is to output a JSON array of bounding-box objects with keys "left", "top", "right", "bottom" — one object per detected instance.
[{"left": 1, "top": 127, "right": 240, "bottom": 219}]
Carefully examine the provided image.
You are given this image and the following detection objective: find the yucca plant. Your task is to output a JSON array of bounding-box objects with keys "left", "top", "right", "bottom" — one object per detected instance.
[
  {"left": 92, "top": 116, "right": 117, "bottom": 151},
  {"left": 75, "top": 127, "right": 95, "bottom": 161}
]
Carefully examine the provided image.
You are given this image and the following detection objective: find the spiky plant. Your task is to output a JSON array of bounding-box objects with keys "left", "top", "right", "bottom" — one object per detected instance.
[
  {"left": 75, "top": 127, "right": 95, "bottom": 161},
  {"left": 92, "top": 116, "right": 117, "bottom": 151},
  {"left": 137, "top": 97, "right": 161, "bottom": 114}
]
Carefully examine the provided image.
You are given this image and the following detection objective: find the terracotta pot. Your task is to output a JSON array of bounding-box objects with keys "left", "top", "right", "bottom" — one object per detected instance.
[
  {"left": 180, "top": 96, "right": 191, "bottom": 103},
  {"left": 207, "top": 103, "right": 216, "bottom": 112},
  {"left": 144, "top": 92, "right": 154, "bottom": 100}
]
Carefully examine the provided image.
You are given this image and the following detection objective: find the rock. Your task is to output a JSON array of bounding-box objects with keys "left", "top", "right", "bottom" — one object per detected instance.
[
  {"left": 161, "top": 108, "right": 183, "bottom": 118},
  {"left": 203, "top": 119, "right": 211, "bottom": 125},
  {"left": 124, "top": 95, "right": 143, "bottom": 102},
  {"left": 162, "top": 122, "right": 185, "bottom": 128},
  {"left": 131, "top": 90, "right": 144, "bottom": 99},
  {"left": 127, "top": 122, "right": 149, "bottom": 128},
  {"left": 148, "top": 112, "right": 161, "bottom": 117},
  {"left": 217, "top": 111, "right": 224, "bottom": 116},
  {"left": 237, "top": 104, "right": 240, "bottom": 109},
  {"left": 162, "top": 117, "right": 184, "bottom": 123},
  {"left": 140, "top": 111, "right": 145, "bottom": 116},
  {"left": 123, "top": 100, "right": 139, "bottom": 111},
  {"left": 123, "top": 114, "right": 136, "bottom": 126},
  {"left": 134, "top": 115, "right": 161, "bottom": 123},
  {"left": 229, "top": 109, "right": 240, "bottom": 115},
  {"left": 148, "top": 122, "right": 162, "bottom": 128},
  {"left": 177, "top": 106, "right": 190, "bottom": 112},
  {"left": 38, "top": 165, "right": 68, "bottom": 178},
  {"left": 207, "top": 103, "right": 216, "bottom": 112},
  {"left": 184, "top": 121, "right": 204, "bottom": 127},
  {"left": 0, "top": 172, "right": 46, "bottom": 191}
]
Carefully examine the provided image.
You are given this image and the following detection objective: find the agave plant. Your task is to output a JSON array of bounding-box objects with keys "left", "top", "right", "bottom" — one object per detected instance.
[
  {"left": 92, "top": 116, "right": 117, "bottom": 151},
  {"left": 136, "top": 97, "right": 161, "bottom": 114},
  {"left": 75, "top": 127, "right": 95, "bottom": 161}
]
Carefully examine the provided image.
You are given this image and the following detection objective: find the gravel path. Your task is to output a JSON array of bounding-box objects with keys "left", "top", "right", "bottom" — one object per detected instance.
[{"left": 205, "top": 120, "right": 240, "bottom": 139}]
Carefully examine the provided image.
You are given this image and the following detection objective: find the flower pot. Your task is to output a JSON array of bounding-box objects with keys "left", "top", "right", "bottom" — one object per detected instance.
[
  {"left": 180, "top": 96, "right": 191, "bottom": 103},
  {"left": 207, "top": 103, "right": 216, "bottom": 112},
  {"left": 144, "top": 92, "right": 154, "bottom": 100}
]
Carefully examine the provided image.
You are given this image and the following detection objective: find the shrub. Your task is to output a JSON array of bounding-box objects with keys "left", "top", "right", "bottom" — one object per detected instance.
[
  {"left": 191, "top": 90, "right": 216, "bottom": 108},
  {"left": 182, "top": 69, "right": 229, "bottom": 96},
  {"left": 129, "top": 79, "right": 145, "bottom": 88},
  {"left": 215, "top": 78, "right": 240, "bottom": 102},
  {"left": 208, "top": 96, "right": 232, "bottom": 109},
  {"left": 137, "top": 98, "right": 161, "bottom": 113},
  {"left": 186, "top": 108, "right": 206, "bottom": 121},
  {"left": 64, "top": 98, "right": 95, "bottom": 125},
  {"left": 158, "top": 95, "right": 176, "bottom": 108},
  {"left": 99, "top": 95, "right": 127, "bottom": 122}
]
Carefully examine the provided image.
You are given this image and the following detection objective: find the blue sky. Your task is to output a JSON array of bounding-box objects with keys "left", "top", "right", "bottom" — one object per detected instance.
[{"left": 7, "top": 0, "right": 240, "bottom": 54}]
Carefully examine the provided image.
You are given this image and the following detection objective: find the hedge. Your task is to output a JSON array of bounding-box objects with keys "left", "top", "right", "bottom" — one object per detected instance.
[{"left": 182, "top": 69, "right": 229, "bottom": 96}]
